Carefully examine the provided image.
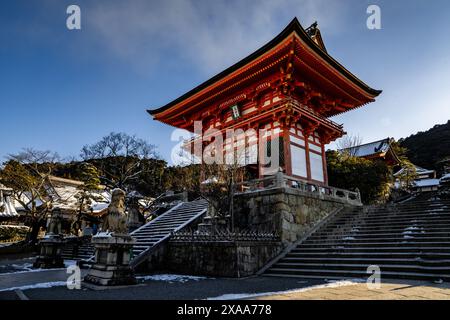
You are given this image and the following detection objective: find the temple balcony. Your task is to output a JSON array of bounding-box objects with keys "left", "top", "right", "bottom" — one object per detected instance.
[{"left": 235, "top": 171, "right": 361, "bottom": 206}]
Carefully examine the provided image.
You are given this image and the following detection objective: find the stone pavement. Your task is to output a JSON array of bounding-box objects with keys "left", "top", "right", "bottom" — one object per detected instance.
[
  {"left": 0, "top": 268, "right": 89, "bottom": 292},
  {"left": 254, "top": 279, "right": 450, "bottom": 300},
  {"left": 1, "top": 257, "right": 450, "bottom": 300}
]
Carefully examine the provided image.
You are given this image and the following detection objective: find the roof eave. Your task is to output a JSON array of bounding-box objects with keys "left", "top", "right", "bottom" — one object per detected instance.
[{"left": 148, "top": 17, "right": 381, "bottom": 117}]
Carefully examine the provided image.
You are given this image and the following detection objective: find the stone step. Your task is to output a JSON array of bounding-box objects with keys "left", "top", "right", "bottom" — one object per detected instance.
[
  {"left": 319, "top": 225, "right": 450, "bottom": 234},
  {"left": 298, "top": 241, "right": 450, "bottom": 248},
  {"left": 304, "top": 236, "right": 450, "bottom": 244},
  {"left": 149, "top": 216, "right": 197, "bottom": 223},
  {"left": 132, "top": 234, "right": 167, "bottom": 238},
  {"left": 286, "top": 251, "right": 450, "bottom": 260},
  {"left": 309, "top": 231, "right": 450, "bottom": 239},
  {"left": 323, "top": 221, "right": 450, "bottom": 230},
  {"left": 281, "top": 257, "right": 450, "bottom": 266},
  {"left": 291, "top": 246, "right": 450, "bottom": 253},
  {"left": 273, "top": 262, "right": 450, "bottom": 274},
  {"left": 328, "top": 216, "right": 450, "bottom": 225},
  {"left": 137, "top": 225, "right": 181, "bottom": 231},
  {"left": 335, "top": 211, "right": 450, "bottom": 221},
  {"left": 135, "top": 229, "right": 178, "bottom": 235},
  {"left": 347, "top": 211, "right": 450, "bottom": 220},
  {"left": 373, "top": 202, "right": 450, "bottom": 210},
  {"left": 368, "top": 205, "right": 450, "bottom": 213},
  {"left": 368, "top": 205, "right": 450, "bottom": 212},
  {"left": 134, "top": 238, "right": 162, "bottom": 243},
  {"left": 148, "top": 216, "right": 198, "bottom": 222},
  {"left": 135, "top": 224, "right": 178, "bottom": 231},
  {"left": 264, "top": 268, "right": 450, "bottom": 281}
]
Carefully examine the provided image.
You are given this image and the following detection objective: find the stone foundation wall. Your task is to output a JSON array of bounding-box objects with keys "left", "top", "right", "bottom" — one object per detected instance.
[
  {"left": 233, "top": 187, "right": 358, "bottom": 244},
  {"left": 165, "top": 241, "right": 282, "bottom": 277}
]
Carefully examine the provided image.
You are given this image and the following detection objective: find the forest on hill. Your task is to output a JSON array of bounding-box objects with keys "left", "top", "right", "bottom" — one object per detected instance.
[{"left": 399, "top": 120, "right": 450, "bottom": 172}]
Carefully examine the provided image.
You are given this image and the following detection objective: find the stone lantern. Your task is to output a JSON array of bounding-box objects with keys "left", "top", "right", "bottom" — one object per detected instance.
[
  {"left": 33, "top": 210, "right": 65, "bottom": 269},
  {"left": 84, "top": 189, "right": 136, "bottom": 286}
]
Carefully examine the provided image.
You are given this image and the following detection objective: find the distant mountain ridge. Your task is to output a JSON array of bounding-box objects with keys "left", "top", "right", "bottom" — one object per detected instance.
[{"left": 399, "top": 120, "right": 450, "bottom": 172}]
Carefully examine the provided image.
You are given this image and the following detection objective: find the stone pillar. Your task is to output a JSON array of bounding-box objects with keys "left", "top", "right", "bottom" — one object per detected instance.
[
  {"left": 84, "top": 233, "right": 136, "bottom": 286},
  {"left": 275, "top": 170, "right": 286, "bottom": 188},
  {"left": 33, "top": 234, "right": 65, "bottom": 269}
]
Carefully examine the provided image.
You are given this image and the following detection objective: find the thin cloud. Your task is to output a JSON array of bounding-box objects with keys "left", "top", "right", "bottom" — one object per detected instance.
[{"left": 87, "top": 0, "right": 347, "bottom": 75}]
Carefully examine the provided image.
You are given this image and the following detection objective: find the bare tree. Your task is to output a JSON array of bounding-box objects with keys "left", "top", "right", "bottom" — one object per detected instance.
[
  {"left": 197, "top": 135, "right": 249, "bottom": 232},
  {"left": 80, "top": 132, "right": 158, "bottom": 191},
  {"left": 0, "top": 148, "right": 60, "bottom": 243},
  {"left": 337, "top": 134, "right": 363, "bottom": 157}
]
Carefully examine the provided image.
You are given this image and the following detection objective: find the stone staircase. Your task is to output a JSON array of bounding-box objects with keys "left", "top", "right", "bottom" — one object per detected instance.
[
  {"left": 264, "top": 197, "right": 450, "bottom": 282},
  {"left": 64, "top": 199, "right": 208, "bottom": 268},
  {"left": 130, "top": 199, "right": 208, "bottom": 268},
  {"left": 61, "top": 237, "right": 94, "bottom": 261}
]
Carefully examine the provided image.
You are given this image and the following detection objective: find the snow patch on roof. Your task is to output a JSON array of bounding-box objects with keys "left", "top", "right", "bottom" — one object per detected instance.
[
  {"left": 340, "top": 138, "right": 390, "bottom": 157},
  {"left": 414, "top": 179, "right": 440, "bottom": 187}
]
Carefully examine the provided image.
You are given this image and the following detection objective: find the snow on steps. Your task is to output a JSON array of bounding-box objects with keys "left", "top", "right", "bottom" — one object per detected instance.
[
  {"left": 263, "top": 197, "right": 450, "bottom": 282},
  {"left": 130, "top": 199, "right": 208, "bottom": 269}
]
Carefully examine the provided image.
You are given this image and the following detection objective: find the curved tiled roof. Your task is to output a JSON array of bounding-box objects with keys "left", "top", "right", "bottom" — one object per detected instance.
[
  {"left": 340, "top": 138, "right": 391, "bottom": 158},
  {"left": 148, "top": 17, "right": 381, "bottom": 116}
]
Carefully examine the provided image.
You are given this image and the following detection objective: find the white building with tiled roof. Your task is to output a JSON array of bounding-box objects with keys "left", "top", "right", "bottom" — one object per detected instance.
[
  {"left": 339, "top": 138, "right": 400, "bottom": 165},
  {"left": 0, "top": 184, "right": 18, "bottom": 219}
]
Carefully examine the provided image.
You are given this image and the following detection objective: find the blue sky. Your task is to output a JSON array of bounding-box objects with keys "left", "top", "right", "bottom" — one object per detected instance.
[{"left": 1, "top": 0, "right": 449, "bottom": 164}]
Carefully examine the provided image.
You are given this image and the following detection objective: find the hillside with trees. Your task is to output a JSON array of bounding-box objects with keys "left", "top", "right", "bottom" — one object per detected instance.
[{"left": 399, "top": 120, "right": 450, "bottom": 173}]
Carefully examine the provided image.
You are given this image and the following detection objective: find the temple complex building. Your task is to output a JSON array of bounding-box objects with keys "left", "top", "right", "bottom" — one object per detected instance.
[
  {"left": 148, "top": 18, "right": 381, "bottom": 186},
  {"left": 340, "top": 138, "right": 400, "bottom": 166},
  {"left": 0, "top": 184, "right": 18, "bottom": 221}
]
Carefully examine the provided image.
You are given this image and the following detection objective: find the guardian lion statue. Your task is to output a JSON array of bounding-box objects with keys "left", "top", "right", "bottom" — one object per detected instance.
[{"left": 102, "top": 189, "right": 128, "bottom": 234}]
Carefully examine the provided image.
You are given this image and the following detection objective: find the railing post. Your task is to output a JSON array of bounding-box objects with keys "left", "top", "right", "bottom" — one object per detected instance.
[
  {"left": 275, "top": 171, "right": 286, "bottom": 188},
  {"left": 355, "top": 188, "right": 361, "bottom": 203}
]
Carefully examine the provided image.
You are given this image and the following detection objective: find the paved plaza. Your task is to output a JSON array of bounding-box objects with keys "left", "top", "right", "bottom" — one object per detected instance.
[
  {"left": 254, "top": 280, "right": 450, "bottom": 300},
  {"left": 0, "top": 256, "right": 449, "bottom": 300}
]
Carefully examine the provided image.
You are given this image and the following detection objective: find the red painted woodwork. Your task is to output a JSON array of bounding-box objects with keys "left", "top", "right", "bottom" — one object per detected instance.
[{"left": 148, "top": 18, "right": 381, "bottom": 186}]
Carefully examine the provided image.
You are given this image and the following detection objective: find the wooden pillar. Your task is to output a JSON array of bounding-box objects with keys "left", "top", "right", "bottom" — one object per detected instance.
[
  {"left": 282, "top": 123, "right": 292, "bottom": 176},
  {"left": 304, "top": 135, "right": 311, "bottom": 181},
  {"left": 321, "top": 143, "right": 328, "bottom": 185}
]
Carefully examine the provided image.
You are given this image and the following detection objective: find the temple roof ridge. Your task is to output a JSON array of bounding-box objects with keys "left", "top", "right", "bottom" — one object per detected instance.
[{"left": 147, "top": 17, "right": 381, "bottom": 117}]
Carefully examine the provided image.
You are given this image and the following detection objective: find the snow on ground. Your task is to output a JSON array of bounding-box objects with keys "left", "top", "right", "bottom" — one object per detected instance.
[
  {"left": 0, "top": 260, "right": 76, "bottom": 275},
  {"left": 10, "top": 262, "right": 34, "bottom": 272},
  {"left": 137, "top": 274, "right": 208, "bottom": 283},
  {"left": 206, "top": 280, "right": 364, "bottom": 300},
  {"left": 64, "top": 260, "right": 77, "bottom": 268},
  {"left": 0, "top": 263, "right": 67, "bottom": 275},
  {"left": 0, "top": 267, "right": 58, "bottom": 275},
  {"left": 0, "top": 281, "right": 66, "bottom": 292}
]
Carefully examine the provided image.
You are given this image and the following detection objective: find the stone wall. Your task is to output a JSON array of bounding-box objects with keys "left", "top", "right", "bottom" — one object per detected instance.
[
  {"left": 233, "top": 186, "right": 358, "bottom": 244},
  {"left": 141, "top": 186, "right": 358, "bottom": 277},
  {"left": 165, "top": 240, "right": 282, "bottom": 277}
]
